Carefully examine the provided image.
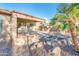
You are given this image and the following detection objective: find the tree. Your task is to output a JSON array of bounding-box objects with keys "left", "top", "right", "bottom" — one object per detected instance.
[{"left": 50, "top": 3, "right": 79, "bottom": 51}]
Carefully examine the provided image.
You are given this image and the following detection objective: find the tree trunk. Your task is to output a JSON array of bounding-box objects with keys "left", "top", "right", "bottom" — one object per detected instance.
[{"left": 68, "top": 17, "right": 79, "bottom": 52}]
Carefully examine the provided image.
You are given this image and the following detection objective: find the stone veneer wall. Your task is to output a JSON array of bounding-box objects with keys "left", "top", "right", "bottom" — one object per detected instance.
[{"left": 0, "top": 14, "right": 11, "bottom": 56}]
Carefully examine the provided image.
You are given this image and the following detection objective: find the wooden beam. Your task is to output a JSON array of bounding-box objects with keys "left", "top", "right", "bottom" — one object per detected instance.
[{"left": 0, "top": 9, "right": 11, "bottom": 15}]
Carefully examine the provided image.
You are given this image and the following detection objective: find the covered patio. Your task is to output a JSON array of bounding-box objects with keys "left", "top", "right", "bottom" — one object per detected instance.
[{"left": 0, "top": 9, "right": 44, "bottom": 55}]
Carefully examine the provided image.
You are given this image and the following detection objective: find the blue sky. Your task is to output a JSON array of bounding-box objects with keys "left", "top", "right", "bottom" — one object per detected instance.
[{"left": 0, "top": 3, "right": 60, "bottom": 20}]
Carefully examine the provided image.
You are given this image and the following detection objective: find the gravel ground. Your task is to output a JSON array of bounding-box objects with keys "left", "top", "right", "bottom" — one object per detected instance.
[{"left": 0, "top": 31, "right": 79, "bottom": 56}]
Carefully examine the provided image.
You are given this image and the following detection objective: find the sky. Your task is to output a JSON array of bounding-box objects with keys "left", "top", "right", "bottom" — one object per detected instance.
[{"left": 0, "top": 3, "right": 60, "bottom": 20}]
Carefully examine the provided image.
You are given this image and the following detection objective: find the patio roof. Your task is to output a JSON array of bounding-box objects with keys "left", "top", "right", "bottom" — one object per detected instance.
[{"left": 0, "top": 8, "right": 45, "bottom": 22}]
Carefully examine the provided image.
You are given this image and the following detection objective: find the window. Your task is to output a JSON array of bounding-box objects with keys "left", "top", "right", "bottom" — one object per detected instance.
[{"left": 0, "top": 15, "right": 3, "bottom": 33}]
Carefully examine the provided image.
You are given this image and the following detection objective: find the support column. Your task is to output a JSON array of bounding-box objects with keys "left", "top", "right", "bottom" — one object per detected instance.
[
  {"left": 11, "top": 11, "right": 17, "bottom": 39},
  {"left": 11, "top": 11, "right": 17, "bottom": 55}
]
